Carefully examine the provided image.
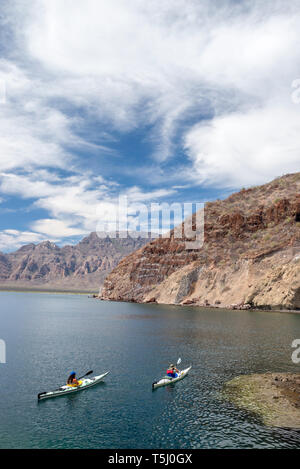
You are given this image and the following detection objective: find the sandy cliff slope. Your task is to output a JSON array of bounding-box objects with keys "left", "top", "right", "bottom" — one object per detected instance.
[{"left": 101, "top": 173, "right": 300, "bottom": 309}]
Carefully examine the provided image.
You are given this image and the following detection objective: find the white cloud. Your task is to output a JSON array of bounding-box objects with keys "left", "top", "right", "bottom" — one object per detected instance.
[
  {"left": 18, "top": 0, "right": 300, "bottom": 170},
  {"left": 0, "top": 229, "right": 49, "bottom": 252},
  {"left": 0, "top": 60, "right": 72, "bottom": 172},
  {"left": 31, "top": 219, "right": 86, "bottom": 238},
  {"left": 125, "top": 186, "right": 176, "bottom": 202},
  {"left": 1, "top": 0, "right": 300, "bottom": 252},
  {"left": 0, "top": 59, "right": 113, "bottom": 174},
  {"left": 184, "top": 102, "right": 300, "bottom": 187},
  {"left": 0, "top": 170, "right": 178, "bottom": 247}
]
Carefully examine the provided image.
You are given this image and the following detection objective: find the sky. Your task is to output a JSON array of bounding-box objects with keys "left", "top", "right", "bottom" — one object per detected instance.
[{"left": 0, "top": 0, "right": 300, "bottom": 251}]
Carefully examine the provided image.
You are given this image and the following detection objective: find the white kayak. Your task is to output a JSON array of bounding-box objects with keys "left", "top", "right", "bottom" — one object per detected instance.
[
  {"left": 152, "top": 366, "right": 192, "bottom": 389},
  {"left": 38, "top": 372, "right": 109, "bottom": 400}
]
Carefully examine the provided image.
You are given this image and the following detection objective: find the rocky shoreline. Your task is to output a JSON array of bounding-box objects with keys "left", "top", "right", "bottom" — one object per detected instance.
[
  {"left": 96, "top": 295, "right": 300, "bottom": 314},
  {"left": 223, "top": 373, "right": 300, "bottom": 429}
]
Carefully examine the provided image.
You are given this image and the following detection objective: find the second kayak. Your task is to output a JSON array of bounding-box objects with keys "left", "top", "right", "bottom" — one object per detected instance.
[
  {"left": 152, "top": 366, "right": 192, "bottom": 389},
  {"left": 38, "top": 372, "right": 109, "bottom": 400}
]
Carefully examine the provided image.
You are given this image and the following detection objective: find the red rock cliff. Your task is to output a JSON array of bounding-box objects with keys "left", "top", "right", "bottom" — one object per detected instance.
[{"left": 101, "top": 173, "right": 300, "bottom": 310}]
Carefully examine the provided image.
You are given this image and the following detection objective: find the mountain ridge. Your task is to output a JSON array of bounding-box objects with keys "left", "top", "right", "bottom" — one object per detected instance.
[
  {"left": 0, "top": 232, "right": 151, "bottom": 292},
  {"left": 100, "top": 173, "right": 300, "bottom": 310}
]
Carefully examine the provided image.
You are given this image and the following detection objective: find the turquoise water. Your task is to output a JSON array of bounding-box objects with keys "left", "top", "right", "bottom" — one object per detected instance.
[{"left": 0, "top": 291, "right": 300, "bottom": 449}]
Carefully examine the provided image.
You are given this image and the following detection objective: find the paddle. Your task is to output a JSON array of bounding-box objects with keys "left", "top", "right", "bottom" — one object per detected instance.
[
  {"left": 77, "top": 370, "right": 93, "bottom": 380},
  {"left": 38, "top": 370, "right": 93, "bottom": 400},
  {"left": 171, "top": 358, "right": 181, "bottom": 377}
]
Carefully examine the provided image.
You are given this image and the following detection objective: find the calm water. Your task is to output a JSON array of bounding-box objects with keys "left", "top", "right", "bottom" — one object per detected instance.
[{"left": 0, "top": 292, "right": 300, "bottom": 449}]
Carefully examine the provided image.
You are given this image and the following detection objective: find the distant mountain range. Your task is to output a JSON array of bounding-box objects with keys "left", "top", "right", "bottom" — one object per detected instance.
[{"left": 0, "top": 232, "right": 151, "bottom": 293}]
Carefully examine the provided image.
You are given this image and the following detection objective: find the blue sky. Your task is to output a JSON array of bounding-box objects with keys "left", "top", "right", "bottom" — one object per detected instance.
[{"left": 0, "top": 0, "right": 300, "bottom": 251}]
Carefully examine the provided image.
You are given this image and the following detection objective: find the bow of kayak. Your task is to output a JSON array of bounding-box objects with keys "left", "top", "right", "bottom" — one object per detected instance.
[
  {"left": 152, "top": 366, "right": 192, "bottom": 389},
  {"left": 38, "top": 371, "right": 110, "bottom": 400}
]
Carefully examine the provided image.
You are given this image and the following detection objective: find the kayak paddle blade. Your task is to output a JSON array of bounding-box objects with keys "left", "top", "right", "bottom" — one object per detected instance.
[{"left": 78, "top": 370, "right": 93, "bottom": 380}]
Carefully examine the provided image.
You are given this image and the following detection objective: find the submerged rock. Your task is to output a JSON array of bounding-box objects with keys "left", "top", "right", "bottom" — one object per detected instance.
[{"left": 223, "top": 373, "right": 300, "bottom": 429}]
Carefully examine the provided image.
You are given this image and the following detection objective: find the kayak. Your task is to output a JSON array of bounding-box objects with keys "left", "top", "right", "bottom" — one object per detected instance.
[
  {"left": 37, "top": 372, "right": 109, "bottom": 400},
  {"left": 152, "top": 366, "right": 192, "bottom": 389}
]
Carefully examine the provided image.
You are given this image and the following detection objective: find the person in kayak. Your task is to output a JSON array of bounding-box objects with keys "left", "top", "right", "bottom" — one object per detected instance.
[
  {"left": 67, "top": 371, "right": 79, "bottom": 386},
  {"left": 166, "top": 364, "right": 179, "bottom": 378}
]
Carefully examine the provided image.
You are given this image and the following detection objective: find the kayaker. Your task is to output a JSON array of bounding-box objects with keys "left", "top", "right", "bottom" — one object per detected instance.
[
  {"left": 166, "top": 364, "right": 179, "bottom": 378},
  {"left": 67, "top": 371, "right": 79, "bottom": 386}
]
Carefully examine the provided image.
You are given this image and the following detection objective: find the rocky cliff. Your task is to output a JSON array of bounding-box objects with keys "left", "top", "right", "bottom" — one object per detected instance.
[
  {"left": 101, "top": 173, "right": 300, "bottom": 310},
  {"left": 0, "top": 233, "right": 150, "bottom": 292}
]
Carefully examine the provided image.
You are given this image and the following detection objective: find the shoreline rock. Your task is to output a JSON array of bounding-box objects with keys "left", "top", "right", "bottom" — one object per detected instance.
[
  {"left": 223, "top": 373, "right": 300, "bottom": 429},
  {"left": 98, "top": 296, "right": 300, "bottom": 313}
]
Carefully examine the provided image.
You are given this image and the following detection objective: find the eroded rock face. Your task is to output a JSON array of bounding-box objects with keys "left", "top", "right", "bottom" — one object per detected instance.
[
  {"left": 175, "top": 268, "right": 201, "bottom": 304},
  {"left": 101, "top": 173, "right": 300, "bottom": 310},
  {"left": 0, "top": 233, "right": 151, "bottom": 292}
]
